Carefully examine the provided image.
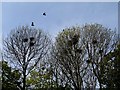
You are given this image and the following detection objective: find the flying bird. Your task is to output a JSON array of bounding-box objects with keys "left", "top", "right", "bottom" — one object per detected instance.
[
  {"left": 31, "top": 22, "right": 34, "bottom": 26},
  {"left": 43, "top": 12, "right": 46, "bottom": 16}
]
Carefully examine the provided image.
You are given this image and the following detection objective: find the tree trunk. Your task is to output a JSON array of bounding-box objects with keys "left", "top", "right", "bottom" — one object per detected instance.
[
  {"left": 23, "top": 70, "right": 26, "bottom": 90},
  {"left": 99, "top": 83, "right": 102, "bottom": 90}
]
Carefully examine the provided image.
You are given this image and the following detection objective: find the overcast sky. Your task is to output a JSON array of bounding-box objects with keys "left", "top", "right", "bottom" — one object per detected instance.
[{"left": 1, "top": 2, "right": 118, "bottom": 50}]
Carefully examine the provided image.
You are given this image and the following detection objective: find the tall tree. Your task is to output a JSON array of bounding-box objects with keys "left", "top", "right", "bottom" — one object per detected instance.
[
  {"left": 3, "top": 26, "right": 51, "bottom": 90},
  {"left": 51, "top": 23, "right": 117, "bottom": 90},
  {"left": 52, "top": 26, "right": 88, "bottom": 90},
  {"left": 81, "top": 23, "right": 117, "bottom": 89}
]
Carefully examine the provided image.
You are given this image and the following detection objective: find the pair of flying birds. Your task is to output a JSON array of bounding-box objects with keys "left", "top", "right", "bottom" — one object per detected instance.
[{"left": 31, "top": 12, "right": 46, "bottom": 26}]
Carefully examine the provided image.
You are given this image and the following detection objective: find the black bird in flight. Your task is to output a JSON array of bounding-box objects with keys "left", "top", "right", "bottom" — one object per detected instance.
[
  {"left": 31, "top": 22, "right": 34, "bottom": 26},
  {"left": 43, "top": 12, "right": 46, "bottom": 16}
]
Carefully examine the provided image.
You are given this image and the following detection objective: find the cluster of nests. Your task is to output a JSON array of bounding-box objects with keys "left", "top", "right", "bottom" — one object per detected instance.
[
  {"left": 66, "top": 34, "right": 83, "bottom": 54},
  {"left": 22, "top": 12, "right": 47, "bottom": 46},
  {"left": 68, "top": 34, "right": 80, "bottom": 46},
  {"left": 23, "top": 37, "right": 35, "bottom": 47}
]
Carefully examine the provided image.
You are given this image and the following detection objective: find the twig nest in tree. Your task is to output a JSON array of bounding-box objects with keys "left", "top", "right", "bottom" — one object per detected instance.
[
  {"left": 68, "top": 40, "right": 72, "bottom": 46},
  {"left": 86, "top": 60, "right": 91, "bottom": 63},
  {"left": 72, "top": 34, "right": 79, "bottom": 45},
  {"left": 30, "top": 42, "right": 35, "bottom": 46},
  {"left": 73, "top": 34, "right": 78, "bottom": 38},
  {"left": 15, "top": 81, "right": 21, "bottom": 85},
  {"left": 23, "top": 38, "right": 28, "bottom": 42},
  {"left": 72, "top": 39, "right": 78, "bottom": 45},
  {"left": 92, "top": 39, "right": 97, "bottom": 44},
  {"left": 30, "top": 37, "right": 34, "bottom": 41},
  {"left": 76, "top": 49, "right": 82, "bottom": 54},
  {"left": 63, "top": 49, "right": 68, "bottom": 54},
  {"left": 99, "top": 49, "right": 103, "bottom": 54},
  {"left": 104, "top": 54, "right": 107, "bottom": 58},
  {"left": 42, "top": 67, "right": 45, "bottom": 70}
]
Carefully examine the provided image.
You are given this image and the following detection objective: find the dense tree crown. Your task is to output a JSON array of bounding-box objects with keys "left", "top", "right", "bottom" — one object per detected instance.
[{"left": 2, "top": 24, "right": 119, "bottom": 90}]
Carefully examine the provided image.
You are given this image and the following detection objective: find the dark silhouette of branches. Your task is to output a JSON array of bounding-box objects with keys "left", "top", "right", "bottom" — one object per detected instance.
[{"left": 3, "top": 25, "right": 51, "bottom": 90}]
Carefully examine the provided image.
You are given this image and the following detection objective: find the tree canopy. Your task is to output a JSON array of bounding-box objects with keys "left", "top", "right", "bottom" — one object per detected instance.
[{"left": 2, "top": 23, "right": 119, "bottom": 90}]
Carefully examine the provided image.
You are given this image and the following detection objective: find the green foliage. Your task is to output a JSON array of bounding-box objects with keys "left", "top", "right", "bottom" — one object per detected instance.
[
  {"left": 26, "top": 63, "right": 56, "bottom": 89},
  {"left": 2, "top": 61, "right": 21, "bottom": 90},
  {"left": 2, "top": 23, "right": 118, "bottom": 90},
  {"left": 101, "top": 44, "right": 120, "bottom": 88},
  {"left": 80, "top": 23, "right": 117, "bottom": 89}
]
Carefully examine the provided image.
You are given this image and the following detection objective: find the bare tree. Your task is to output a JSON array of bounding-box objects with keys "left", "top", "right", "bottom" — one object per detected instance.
[
  {"left": 51, "top": 26, "right": 88, "bottom": 90},
  {"left": 51, "top": 24, "right": 117, "bottom": 90},
  {"left": 3, "top": 26, "right": 51, "bottom": 90},
  {"left": 81, "top": 23, "right": 117, "bottom": 89}
]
